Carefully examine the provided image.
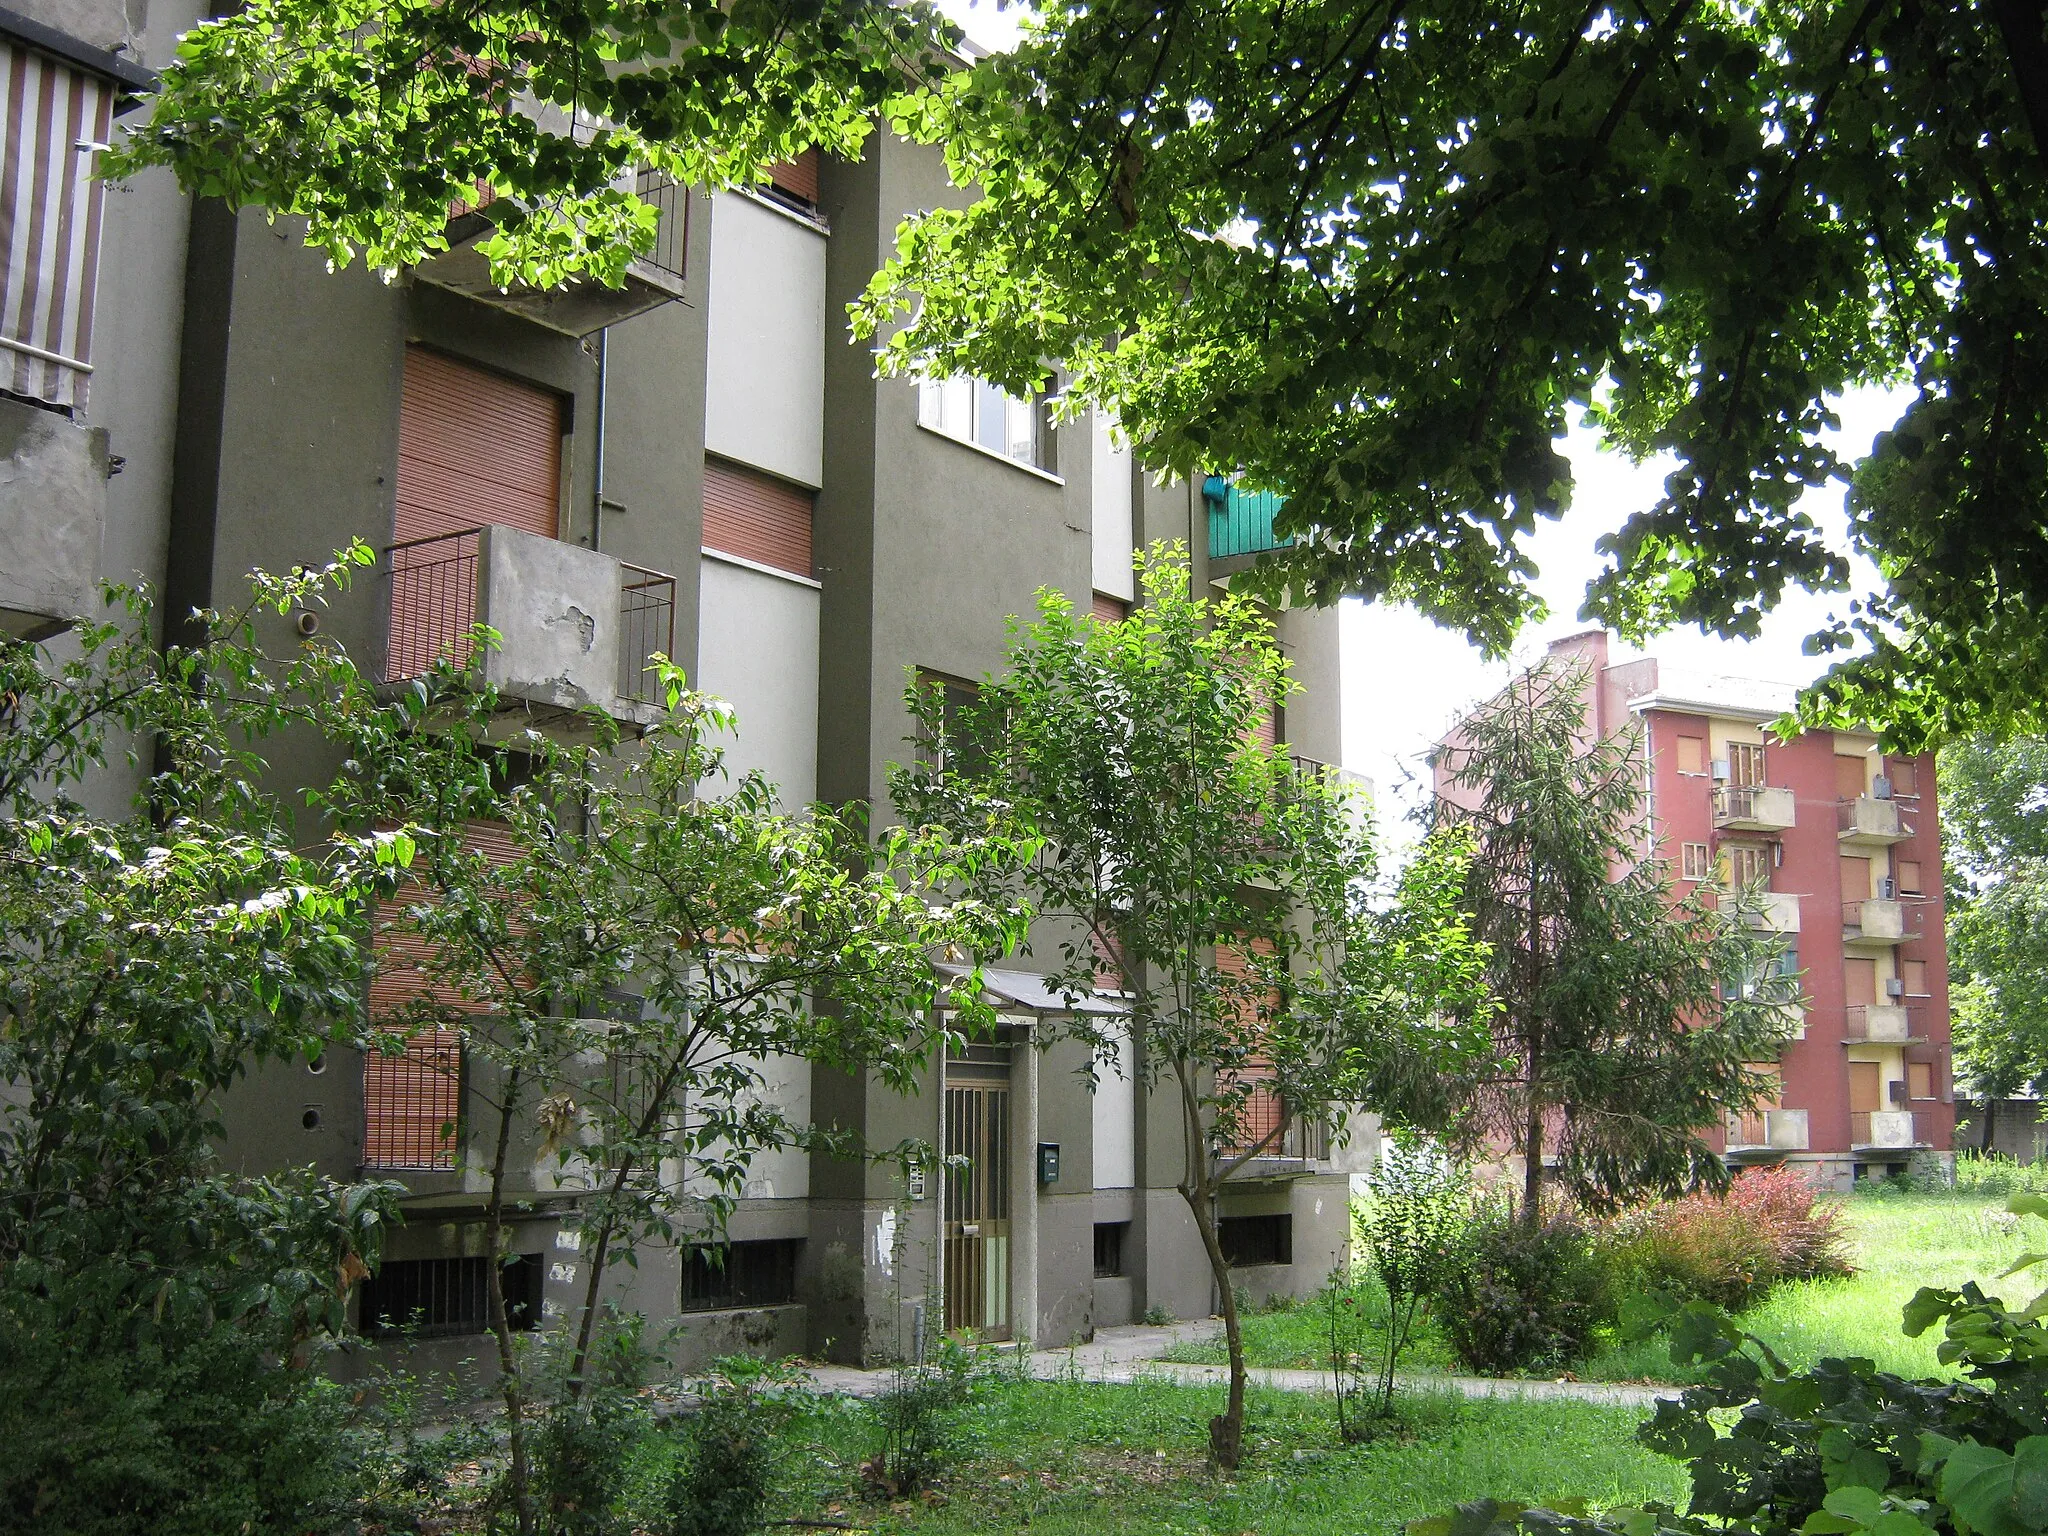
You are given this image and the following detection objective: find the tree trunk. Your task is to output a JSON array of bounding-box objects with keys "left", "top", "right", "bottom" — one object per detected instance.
[
  {"left": 1187, "top": 1181, "right": 1247, "bottom": 1470},
  {"left": 564, "top": 1215, "right": 616, "bottom": 1403},
  {"left": 1983, "top": 1094, "right": 1998, "bottom": 1154},
  {"left": 1520, "top": 1071, "right": 1545, "bottom": 1227},
  {"left": 1991, "top": 0, "right": 2048, "bottom": 159},
  {"left": 484, "top": 1064, "right": 537, "bottom": 1536}
]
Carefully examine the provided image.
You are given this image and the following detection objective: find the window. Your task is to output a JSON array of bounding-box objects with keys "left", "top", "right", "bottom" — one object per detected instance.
[
  {"left": 1093, "top": 1221, "right": 1129, "bottom": 1279},
  {"left": 1676, "top": 736, "right": 1706, "bottom": 775},
  {"left": 1218, "top": 1213, "right": 1292, "bottom": 1268},
  {"left": 359, "top": 1253, "right": 542, "bottom": 1337},
  {"left": 680, "top": 1238, "right": 802, "bottom": 1311},
  {"left": 761, "top": 148, "right": 819, "bottom": 213},
  {"left": 1902, "top": 959, "right": 1928, "bottom": 996},
  {"left": 1092, "top": 592, "right": 1129, "bottom": 624},
  {"left": 2, "top": 40, "right": 115, "bottom": 413},
  {"left": 1681, "top": 842, "right": 1712, "bottom": 881},
  {"left": 1908, "top": 1061, "right": 1936, "bottom": 1101},
  {"left": 918, "top": 670, "right": 996, "bottom": 779},
  {"left": 1728, "top": 742, "right": 1767, "bottom": 788},
  {"left": 918, "top": 376, "right": 1055, "bottom": 473},
  {"left": 1896, "top": 859, "right": 1923, "bottom": 895},
  {"left": 1724, "top": 843, "right": 1771, "bottom": 890},
  {"left": 1726, "top": 942, "right": 1798, "bottom": 1001}
]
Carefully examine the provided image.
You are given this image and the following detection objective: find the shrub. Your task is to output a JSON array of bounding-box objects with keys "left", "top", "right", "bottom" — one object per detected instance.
[
  {"left": 528, "top": 1391, "right": 646, "bottom": 1536},
  {"left": 1431, "top": 1204, "right": 1614, "bottom": 1375},
  {"left": 1951, "top": 1151, "right": 2048, "bottom": 1197},
  {"left": 862, "top": 1337, "right": 986, "bottom": 1498},
  {"left": 1610, "top": 1166, "right": 1852, "bottom": 1310},
  {"left": 1335, "top": 1156, "right": 1467, "bottom": 1433},
  {"left": 653, "top": 1358, "right": 815, "bottom": 1536},
  {"left": 1411, "top": 1194, "right": 2048, "bottom": 1536}
]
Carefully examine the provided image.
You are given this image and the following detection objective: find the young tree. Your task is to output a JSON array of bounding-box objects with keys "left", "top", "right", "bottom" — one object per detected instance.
[
  {"left": 0, "top": 554, "right": 411, "bottom": 1531},
  {"left": 1427, "top": 662, "right": 1800, "bottom": 1223},
  {"left": 345, "top": 666, "right": 1023, "bottom": 1535},
  {"left": 890, "top": 543, "right": 1488, "bottom": 1470}
]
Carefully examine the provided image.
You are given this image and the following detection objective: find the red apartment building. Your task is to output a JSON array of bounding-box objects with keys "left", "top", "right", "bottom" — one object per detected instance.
[{"left": 1438, "top": 631, "right": 1954, "bottom": 1190}]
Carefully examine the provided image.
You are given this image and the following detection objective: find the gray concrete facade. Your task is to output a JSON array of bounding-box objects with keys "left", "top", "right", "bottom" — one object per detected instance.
[{"left": 10, "top": 44, "right": 1366, "bottom": 1378}]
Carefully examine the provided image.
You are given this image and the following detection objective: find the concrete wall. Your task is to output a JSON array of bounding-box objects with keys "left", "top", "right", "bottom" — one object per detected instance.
[
  {"left": 704, "top": 192, "right": 828, "bottom": 488},
  {"left": 1089, "top": 409, "right": 1136, "bottom": 601},
  {"left": 695, "top": 553, "right": 821, "bottom": 808}
]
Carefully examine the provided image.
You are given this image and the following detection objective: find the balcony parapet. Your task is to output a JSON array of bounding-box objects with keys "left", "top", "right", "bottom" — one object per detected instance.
[
  {"left": 0, "top": 396, "right": 107, "bottom": 639},
  {"left": 1838, "top": 795, "right": 1913, "bottom": 846},
  {"left": 384, "top": 524, "right": 674, "bottom": 730},
  {"left": 1727, "top": 1106, "right": 1809, "bottom": 1156},
  {"left": 1842, "top": 898, "right": 1912, "bottom": 946},
  {"left": 1844, "top": 1003, "right": 1925, "bottom": 1045},
  {"left": 1714, "top": 784, "right": 1796, "bottom": 833},
  {"left": 1853, "top": 1108, "right": 1928, "bottom": 1150}
]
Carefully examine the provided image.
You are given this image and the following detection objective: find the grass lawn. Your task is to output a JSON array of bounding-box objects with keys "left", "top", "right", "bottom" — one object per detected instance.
[
  {"left": 767, "top": 1377, "right": 1685, "bottom": 1535},
  {"left": 1159, "top": 1191, "right": 2036, "bottom": 1387}
]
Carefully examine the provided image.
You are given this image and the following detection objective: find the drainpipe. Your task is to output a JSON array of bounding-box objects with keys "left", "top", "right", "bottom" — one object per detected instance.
[
  {"left": 932, "top": 1009, "right": 946, "bottom": 1361},
  {"left": 590, "top": 328, "right": 610, "bottom": 552},
  {"left": 1013, "top": 1017, "right": 1040, "bottom": 1348}
]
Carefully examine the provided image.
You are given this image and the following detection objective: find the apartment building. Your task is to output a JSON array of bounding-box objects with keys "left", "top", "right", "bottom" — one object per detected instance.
[
  {"left": 1438, "top": 632, "right": 1952, "bottom": 1191},
  {"left": 1, "top": 0, "right": 1367, "bottom": 1368}
]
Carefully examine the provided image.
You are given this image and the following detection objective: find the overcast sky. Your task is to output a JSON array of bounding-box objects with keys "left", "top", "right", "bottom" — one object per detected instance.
[{"left": 928, "top": 0, "right": 1909, "bottom": 825}]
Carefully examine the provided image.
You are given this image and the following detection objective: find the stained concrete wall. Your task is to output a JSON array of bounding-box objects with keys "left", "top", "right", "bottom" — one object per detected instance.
[
  {"left": 695, "top": 552, "right": 821, "bottom": 809},
  {"left": 704, "top": 192, "right": 828, "bottom": 488},
  {"left": 0, "top": 399, "right": 106, "bottom": 636}
]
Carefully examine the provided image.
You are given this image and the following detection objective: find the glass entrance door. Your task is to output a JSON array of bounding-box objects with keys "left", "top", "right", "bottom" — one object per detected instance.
[{"left": 943, "top": 1080, "right": 1011, "bottom": 1339}]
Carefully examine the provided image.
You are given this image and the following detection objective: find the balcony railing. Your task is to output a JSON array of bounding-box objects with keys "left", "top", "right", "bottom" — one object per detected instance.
[
  {"left": 386, "top": 527, "right": 484, "bottom": 681},
  {"left": 1205, "top": 477, "right": 1292, "bottom": 559},
  {"left": 633, "top": 170, "right": 688, "bottom": 282},
  {"left": 1844, "top": 1003, "right": 1924, "bottom": 1044},
  {"left": 618, "top": 561, "right": 677, "bottom": 703},
  {"left": 1851, "top": 1108, "right": 1928, "bottom": 1150}
]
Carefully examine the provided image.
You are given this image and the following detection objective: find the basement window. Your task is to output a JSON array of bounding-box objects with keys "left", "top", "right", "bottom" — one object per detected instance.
[
  {"left": 1218, "top": 1213, "right": 1292, "bottom": 1268},
  {"left": 680, "top": 1238, "right": 802, "bottom": 1311},
  {"left": 358, "top": 1253, "right": 543, "bottom": 1337},
  {"left": 1093, "top": 1221, "right": 1129, "bottom": 1279}
]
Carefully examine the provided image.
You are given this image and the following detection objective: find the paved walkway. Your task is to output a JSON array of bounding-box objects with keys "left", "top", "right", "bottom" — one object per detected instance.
[{"left": 803, "top": 1320, "right": 1672, "bottom": 1409}]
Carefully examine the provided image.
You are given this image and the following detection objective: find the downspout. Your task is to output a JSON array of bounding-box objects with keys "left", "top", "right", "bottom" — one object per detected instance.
[
  {"left": 932, "top": 1009, "right": 946, "bottom": 1362},
  {"left": 1013, "top": 1016, "right": 1041, "bottom": 1348},
  {"left": 589, "top": 328, "right": 610, "bottom": 552}
]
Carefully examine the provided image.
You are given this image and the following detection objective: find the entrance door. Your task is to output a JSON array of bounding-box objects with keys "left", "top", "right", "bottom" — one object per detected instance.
[
  {"left": 1844, "top": 958, "right": 1878, "bottom": 1007},
  {"left": 1850, "top": 1060, "right": 1883, "bottom": 1145},
  {"left": 1835, "top": 754, "right": 1868, "bottom": 800},
  {"left": 943, "top": 1081, "right": 1011, "bottom": 1339}
]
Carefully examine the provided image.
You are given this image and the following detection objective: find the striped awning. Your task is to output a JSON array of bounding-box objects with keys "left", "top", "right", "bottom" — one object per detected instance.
[{"left": 0, "top": 39, "right": 111, "bottom": 413}]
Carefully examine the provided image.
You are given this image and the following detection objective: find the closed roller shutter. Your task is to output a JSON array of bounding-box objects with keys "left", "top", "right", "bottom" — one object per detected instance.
[
  {"left": 395, "top": 346, "right": 563, "bottom": 544},
  {"left": 767, "top": 148, "right": 819, "bottom": 206},
  {"left": 364, "top": 820, "right": 521, "bottom": 1169},
  {"left": 703, "top": 457, "right": 814, "bottom": 578},
  {"left": 1217, "top": 936, "right": 1285, "bottom": 1154},
  {"left": 1092, "top": 593, "right": 1129, "bottom": 624}
]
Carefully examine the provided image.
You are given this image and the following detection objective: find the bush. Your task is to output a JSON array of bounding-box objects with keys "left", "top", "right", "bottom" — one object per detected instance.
[
  {"left": 1336, "top": 1156, "right": 1467, "bottom": 1432},
  {"left": 1610, "top": 1166, "right": 1852, "bottom": 1310},
  {"left": 862, "top": 1338, "right": 987, "bottom": 1498},
  {"left": 1951, "top": 1151, "right": 2048, "bottom": 1197},
  {"left": 653, "top": 1358, "right": 814, "bottom": 1536},
  {"left": 1431, "top": 1204, "right": 1614, "bottom": 1375},
  {"left": 528, "top": 1391, "right": 646, "bottom": 1536},
  {"left": 1411, "top": 1194, "right": 2048, "bottom": 1536}
]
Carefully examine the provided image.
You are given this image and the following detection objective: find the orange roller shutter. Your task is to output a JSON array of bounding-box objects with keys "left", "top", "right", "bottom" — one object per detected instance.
[
  {"left": 1092, "top": 593, "right": 1129, "bottom": 624},
  {"left": 767, "top": 148, "right": 819, "bottom": 205},
  {"left": 703, "top": 457, "right": 815, "bottom": 578},
  {"left": 395, "top": 346, "right": 563, "bottom": 544}
]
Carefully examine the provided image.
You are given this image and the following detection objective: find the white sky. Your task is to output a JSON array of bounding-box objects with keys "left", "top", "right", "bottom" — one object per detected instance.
[{"left": 930, "top": 0, "right": 1910, "bottom": 825}]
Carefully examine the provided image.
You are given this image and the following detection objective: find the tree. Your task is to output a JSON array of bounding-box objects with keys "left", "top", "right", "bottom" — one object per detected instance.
[
  {"left": 1427, "top": 661, "right": 1799, "bottom": 1221},
  {"left": 857, "top": 0, "right": 2048, "bottom": 749},
  {"left": 109, "top": 0, "right": 957, "bottom": 289},
  {"left": 337, "top": 666, "right": 1023, "bottom": 1535},
  {"left": 1938, "top": 738, "right": 2048, "bottom": 1141},
  {"left": 0, "top": 554, "right": 409, "bottom": 1532},
  {"left": 890, "top": 543, "right": 1489, "bottom": 1469}
]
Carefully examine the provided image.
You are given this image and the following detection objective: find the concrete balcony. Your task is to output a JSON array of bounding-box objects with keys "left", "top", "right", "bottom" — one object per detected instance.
[
  {"left": 1714, "top": 784, "right": 1796, "bottom": 833},
  {"left": 1727, "top": 1106, "right": 1809, "bottom": 1157},
  {"left": 1844, "top": 1004, "right": 1924, "bottom": 1044},
  {"left": 1739, "top": 891, "right": 1802, "bottom": 933},
  {"left": 1838, "top": 796, "right": 1913, "bottom": 846},
  {"left": 414, "top": 171, "right": 689, "bottom": 338},
  {"left": 1842, "top": 898, "right": 1910, "bottom": 946},
  {"left": 1853, "top": 1109, "right": 1927, "bottom": 1150},
  {"left": 0, "top": 397, "right": 107, "bottom": 639},
  {"left": 384, "top": 524, "right": 674, "bottom": 729}
]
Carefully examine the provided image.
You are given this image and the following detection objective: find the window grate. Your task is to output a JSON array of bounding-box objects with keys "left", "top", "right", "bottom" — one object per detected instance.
[
  {"left": 1218, "top": 1213, "right": 1292, "bottom": 1268},
  {"left": 359, "top": 1253, "right": 542, "bottom": 1337},
  {"left": 679, "top": 1238, "right": 801, "bottom": 1312}
]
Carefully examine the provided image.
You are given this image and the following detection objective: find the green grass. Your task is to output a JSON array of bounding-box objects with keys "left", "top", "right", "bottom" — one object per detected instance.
[
  {"left": 770, "top": 1377, "right": 1684, "bottom": 1536},
  {"left": 1584, "top": 1190, "right": 2033, "bottom": 1384},
  {"left": 1161, "top": 1191, "right": 2039, "bottom": 1387}
]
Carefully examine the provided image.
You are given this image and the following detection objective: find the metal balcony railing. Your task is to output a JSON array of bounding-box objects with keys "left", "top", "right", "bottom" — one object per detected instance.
[
  {"left": 385, "top": 527, "right": 482, "bottom": 682},
  {"left": 618, "top": 560, "right": 677, "bottom": 703},
  {"left": 633, "top": 170, "right": 688, "bottom": 283}
]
